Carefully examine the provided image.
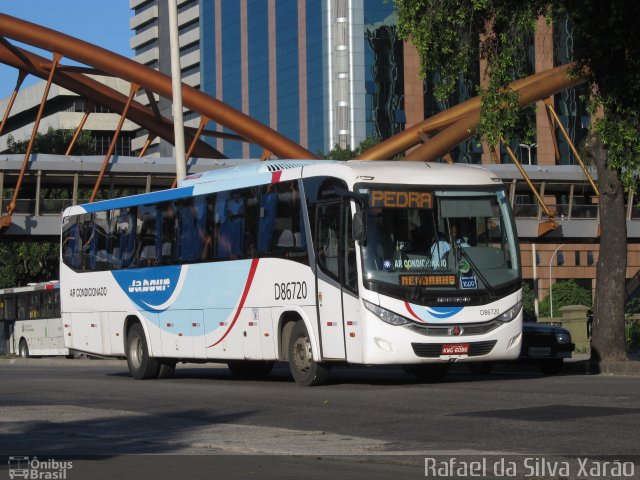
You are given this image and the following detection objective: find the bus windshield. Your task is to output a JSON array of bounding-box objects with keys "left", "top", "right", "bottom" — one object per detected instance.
[{"left": 357, "top": 185, "right": 520, "bottom": 301}]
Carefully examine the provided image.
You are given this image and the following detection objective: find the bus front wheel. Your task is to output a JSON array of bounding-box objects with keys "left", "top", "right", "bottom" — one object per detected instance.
[
  {"left": 19, "top": 339, "right": 29, "bottom": 358},
  {"left": 126, "top": 323, "right": 160, "bottom": 380},
  {"left": 288, "top": 322, "right": 330, "bottom": 386}
]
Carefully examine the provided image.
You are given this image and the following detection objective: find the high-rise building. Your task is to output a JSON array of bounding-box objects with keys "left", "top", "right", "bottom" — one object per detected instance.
[
  {"left": 129, "top": 0, "right": 202, "bottom": 157},
  {"left": 199, "top": 0, "right": 409, "bottom": 157}
]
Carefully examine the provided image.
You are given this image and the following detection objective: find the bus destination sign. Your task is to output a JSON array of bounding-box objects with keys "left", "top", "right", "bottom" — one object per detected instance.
[
  {"left": 399, "top": 275, "right": 456, "bottom": 286},
  {"left": 369, "top": 190, "right": 433, "bottom": 209}
]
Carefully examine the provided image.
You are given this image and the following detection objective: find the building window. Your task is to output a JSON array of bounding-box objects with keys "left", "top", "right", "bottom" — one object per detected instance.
[
  {"left": 587, "top": 251, "right": 594, "bottom": 266},
  {"left": 575, "top": 251, "right": 581, "bottom": 266},
  {"left": 178, "top": 0, "right": 198, "bottom": 14},
  {"left": 178, "top": 20, "right": 199, "bottom": 36}
]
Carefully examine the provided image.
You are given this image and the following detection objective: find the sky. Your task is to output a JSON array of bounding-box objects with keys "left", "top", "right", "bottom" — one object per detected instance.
[{"left": 0, "top": 1, "right": 132, "bottom": 99}]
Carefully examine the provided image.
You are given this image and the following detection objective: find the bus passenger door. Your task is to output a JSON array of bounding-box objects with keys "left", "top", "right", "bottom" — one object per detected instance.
[{"left": 315, "top": 201, "right": 347, "bottom": 360}]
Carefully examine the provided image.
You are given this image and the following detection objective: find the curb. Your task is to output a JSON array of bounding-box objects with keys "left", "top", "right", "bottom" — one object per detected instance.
[{"left": 563, "top": 359, "right": 640, "bottom": 376}]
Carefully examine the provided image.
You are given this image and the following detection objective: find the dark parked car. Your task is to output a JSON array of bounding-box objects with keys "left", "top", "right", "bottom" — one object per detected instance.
[
  {"left": 469, "top": 317, "right": 575, "bottom": 375},
  {"left": 518, "top": 321, "right": 575, "bottom": 374}
]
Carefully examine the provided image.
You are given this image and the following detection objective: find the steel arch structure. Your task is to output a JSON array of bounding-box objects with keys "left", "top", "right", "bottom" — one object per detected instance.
[
  {"left": 0, "top": 14, "right": 315, "bottom": 160},
  {"left": 0, "top": 13, "right": 591, "bottom": 236}
]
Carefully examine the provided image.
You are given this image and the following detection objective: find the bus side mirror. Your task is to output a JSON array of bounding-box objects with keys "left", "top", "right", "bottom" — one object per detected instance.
[{"left": 352, "top": 212, "right": 366, "bottom": 243}]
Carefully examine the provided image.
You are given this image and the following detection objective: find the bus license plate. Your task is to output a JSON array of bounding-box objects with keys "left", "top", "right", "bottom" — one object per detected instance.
[{"left": 442, "top": 344, "right": 469, "bottom": 355}]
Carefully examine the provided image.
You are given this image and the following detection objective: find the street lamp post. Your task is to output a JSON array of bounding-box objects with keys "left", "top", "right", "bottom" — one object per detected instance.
[
  {"left": 549, "top": 243, "right": 566, "bottom": 317},
  {"left": 519, "top": 143, "right": 537, "bottom": 165}
]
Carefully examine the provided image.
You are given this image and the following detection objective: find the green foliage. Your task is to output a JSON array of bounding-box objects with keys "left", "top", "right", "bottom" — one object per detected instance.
[
  {"left": 626, "top": 319, "right": 640, "bottom": 346},
  {"left": 558, "top": 0, "right": 640, "bottom": 193},
  {"left": 7, "top": 127, "right": 95, "bottom": 155},
  {"left": 322, "top": 136, "right": 381, "bottom": 160},
  {"left": 394, "top": 0, "right": 545, "bottom": 144},
  {"left": 0, "top": 240, "right": 59, "bottom": 288},
  {"left": 394, "top": 0, "right": 640, "bottom": 181},
  {"left": 522, "top": 282, "right": 535, "bottom": 317},
  {"left": 538, "top": 280, "right": 592, "bottom": 318},
  {"left": 588, "top": 100, "right": 640, "bottom": 192},
  {"left": 627, "top": 298, "right": 640, "bottom": 315}
]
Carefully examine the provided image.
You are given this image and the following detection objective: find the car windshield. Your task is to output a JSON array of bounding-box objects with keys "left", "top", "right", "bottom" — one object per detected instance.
[{"left": 357, "top": 185, "right": 519, "bottom": 300}]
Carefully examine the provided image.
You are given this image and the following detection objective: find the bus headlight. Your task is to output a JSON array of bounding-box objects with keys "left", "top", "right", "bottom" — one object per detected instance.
[
  {"left": 494, "top": 300, "right": 523, "bottom": 323},
  {"left": 363, "top": 300, "right": 411, "bottom": 326}
]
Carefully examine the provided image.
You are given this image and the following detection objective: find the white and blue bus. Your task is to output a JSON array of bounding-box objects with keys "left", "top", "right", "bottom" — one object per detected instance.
[{"left": 60, "top": 160, "right": 523, "bottom": 385}]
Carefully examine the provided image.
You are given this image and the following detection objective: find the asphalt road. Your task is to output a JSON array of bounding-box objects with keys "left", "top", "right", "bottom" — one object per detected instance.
[{"left": 1, "top": 358, "right": 639, "bottom": 479}]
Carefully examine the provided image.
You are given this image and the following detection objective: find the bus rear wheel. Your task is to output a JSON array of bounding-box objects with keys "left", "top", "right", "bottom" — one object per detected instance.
[
  {"left": 157, "top": 360, "right": 177, "bottom": 379},
  {"left": 227, "top": 360, "right": 274, "bottom": 379},
  {"left": 126, "top": 323, "right": 160, "bottom": 380},
  {"left": 19, "top": 339, "right": 29, "bottom": 358},
  {"left": 288, "top": 322, "right": 330, "bottom": 386}
]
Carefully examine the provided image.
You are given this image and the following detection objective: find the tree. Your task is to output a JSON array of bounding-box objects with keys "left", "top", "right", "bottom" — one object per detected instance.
[
  {"left": 0, "top": 240, "right": 59, "bottom": 288},
  {"left": 323, "top": 136, "right": 381, "bottom": 160},
  {"left": 394, "top": 0, "right": 640, "bottom": 363},
  {"left": 7, "top": 126, "right": 96, "bottom": 155}
]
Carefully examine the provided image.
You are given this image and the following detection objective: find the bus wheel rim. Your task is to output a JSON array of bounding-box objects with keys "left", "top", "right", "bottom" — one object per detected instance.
[
  {"left": 130, "top": 336, "right": 142, "bottom": 368},
  {"left": 292, "top": 336, "right": 312, "bottom": 372}
]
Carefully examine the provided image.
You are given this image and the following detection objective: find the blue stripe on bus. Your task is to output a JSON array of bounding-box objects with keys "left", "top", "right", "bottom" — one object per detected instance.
[{"left": 81, "top": 186, "right": 195, "bottom": 213}]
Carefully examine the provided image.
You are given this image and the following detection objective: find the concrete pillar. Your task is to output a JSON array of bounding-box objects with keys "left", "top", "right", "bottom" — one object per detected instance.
[{"left": 559, "top": 304, "right": 590, "bottom": 352}]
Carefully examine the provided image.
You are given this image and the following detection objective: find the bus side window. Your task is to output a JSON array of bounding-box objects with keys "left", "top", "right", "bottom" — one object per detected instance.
[
  {"left": 4, "top": 296, "right": 15, "bottom": 321},
  {"left": 258, "top": 184, "right": 278, "bottom": 255},
  {"left": 117, "top": 207, "right": 137, "bottom": 268},
  {"left": 62, "top": 216, "right": 83, "bottom": 270},
  {"left": 79, "top": 213, "right": 95, "bottom": 271},
  {"left": 215, "top": 190, "right": 246, "bottom": 260},
  {"left": 16, "top": 294, "right": 27, "bottom": 320},
  {"left": 157, "top": 202, "right": 176, "bottom": 264},
  {"left": 93, "top": 211, "right": 110, "bottom": 270},
  {"left": 137, "top": 205, "right": 159, "bottom": 267},
  {"left": 317, "top": 203, "right": 341, "bottom": 279},
  {"left": 28, "top": 292, "right": 41, "bottom": 319},
  {"left": 303, "top": 176, "right": 349, "bottom": 265},
  {"left": 343, "top": 204, "right": 358, "bottom": 293},
  {"left": 271, "top": 181, "right": 308, "bottom": 264},
  {"left": 176, "top": 197, "right": 208, "bottom": 263}
]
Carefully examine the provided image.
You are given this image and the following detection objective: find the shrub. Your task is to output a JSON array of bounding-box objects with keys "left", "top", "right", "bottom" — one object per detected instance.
[{"left": 539, "top": 279, "right": 592, "bottom": 317}]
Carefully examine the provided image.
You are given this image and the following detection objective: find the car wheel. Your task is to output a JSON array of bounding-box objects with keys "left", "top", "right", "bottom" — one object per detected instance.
[{"left": 539, "top": 358, "right": 563, "bottom": 375}]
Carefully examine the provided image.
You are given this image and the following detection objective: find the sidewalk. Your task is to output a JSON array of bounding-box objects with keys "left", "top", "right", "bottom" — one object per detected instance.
[{"left": 562, "top": 351, "right": 640, "bottom": 376}]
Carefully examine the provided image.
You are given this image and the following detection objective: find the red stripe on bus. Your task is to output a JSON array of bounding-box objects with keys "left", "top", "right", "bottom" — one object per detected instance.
[
  {"left": 207, "top": 258, "right": 260, "bottom": 348},
  {"left": 404, "top": 302, "right": 423, "bottom": 322},
  {"left": 271, "top": 171, "right": 283, "bottom": 183}
]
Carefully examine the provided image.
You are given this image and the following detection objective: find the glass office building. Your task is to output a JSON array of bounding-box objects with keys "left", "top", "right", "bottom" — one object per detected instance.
[{"left": 200, "top": 0, "right": 404, "bottom": 158}]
